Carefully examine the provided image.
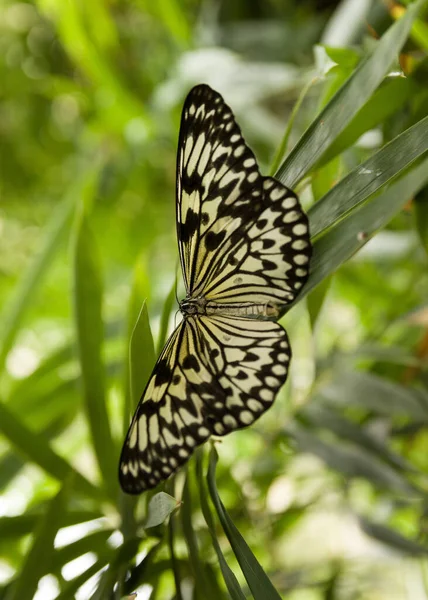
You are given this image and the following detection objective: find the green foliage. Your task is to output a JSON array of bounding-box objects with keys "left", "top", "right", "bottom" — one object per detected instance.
[{"left": 1, "top": 0, "right": 428, "bottom": 599}]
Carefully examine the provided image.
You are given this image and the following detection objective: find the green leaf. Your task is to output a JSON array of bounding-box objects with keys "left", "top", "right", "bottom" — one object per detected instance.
[
  {"left": 307, "top": 276, "right": 331, "bottom": 329},
  {"left": 318, "top": 76, "right": 413, "bottom": 167},
  {"left": 196, "top": 451, "right": 246, "bottom": 600},
  {"left": 286, "top": 425, "right": 415, "bottom": 494},
  {"left": 303, "top": 403, "right": 416, "bottom": 473},
  {"left": 299, "top": 155, "right": 428, "bottom": 302},
  {"left": 276, "top": 0, "right": 428, "bottom": 187},
  {"left": 359, "top": 517, "right": 428, "bottom": 555},
  {"left": 123, "top": 541, "right": 163, "bottom": 595},
  {"left": 129, "top": 300, "right": 156, "bottom": 415},
  {"left": 181, "top": 473, "right": 221, "bottom": 600},
  {"left": 414, "top": 185, "right": 428, "bottom": 256},
  {"left": 157, "top": 275, "right": 178, "bottom": 356},
  {"left": 123, "top": 257, "right": 153, "bottom": 431},
  {"left": 207, "top": 447, "right": 282, "bottom": 600},
  {"left": 0, "top": 511, "right": 101, "bottom": 540},
  {"left": 270, "top": 76, "right": 317, "bottom": 176},
  {"left": 56, "top": 554, "right": 112, "bottom": 600},
  {"left": 51, "top": 529, "right": 113, "bottom": 574},
  {"left": 0, "top": 398, "right": 103, "bottom": 500},
  {"left": 168, "top": 506, "right": 184, "bottom": 600},
  {"left": 144, "top": 492, "right": 180, "bottom": 529},
  {"left": 72, "top": 208, "right": 116, "bottom": 499},
  {"left": 321, "top": 370, "right": 428, "bottom": 419},
  {"left": 7, "top": 477, "right": 72, "bottom": 600},
  {"left": 89, "top": 538, "right": 141, "bottom": 600},
  {"left": 309, "top": 116, "right": 428, "bottom": 239}
]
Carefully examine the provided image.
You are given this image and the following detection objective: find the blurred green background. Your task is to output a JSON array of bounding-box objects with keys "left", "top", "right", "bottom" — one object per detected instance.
[{"left": 1, "top": 0, "right": 428, "bottom": 599}]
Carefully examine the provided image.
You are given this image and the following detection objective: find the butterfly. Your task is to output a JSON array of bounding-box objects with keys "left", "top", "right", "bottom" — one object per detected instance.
[{"left": 119, "top": 84, "right": 311, "bottom": 494}]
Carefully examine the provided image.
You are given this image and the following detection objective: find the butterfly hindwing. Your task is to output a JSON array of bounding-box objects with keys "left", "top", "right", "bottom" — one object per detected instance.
[
  {"left": 119, "top": 315, "right": 290, "bottom": 494},
  {"left": 119, "top": 321, "right": 211, "bottom": 494}
]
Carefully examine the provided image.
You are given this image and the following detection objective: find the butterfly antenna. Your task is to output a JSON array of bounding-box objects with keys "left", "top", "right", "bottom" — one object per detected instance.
[{"left": 174, "top": 259, "right": 180, "bottom": 305}]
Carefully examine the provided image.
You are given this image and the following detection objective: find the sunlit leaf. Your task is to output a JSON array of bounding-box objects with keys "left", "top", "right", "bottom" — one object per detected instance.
[{"left": 145, "top": 492, "right": 180, "bottom": 529}]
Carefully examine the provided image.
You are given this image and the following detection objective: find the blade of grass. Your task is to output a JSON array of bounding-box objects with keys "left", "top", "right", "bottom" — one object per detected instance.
[
  {"left": 276, "top": 0, "right": 428, "bottom": 187},
  {"left": 7, "top": 476, "right": 72, "bottom": 600},
  {"left": 309, "top": 116, "right": 428, "bottom": 239},
  {"left": 286, "top": 425, "right": 414, "bottom": 494},
  {"left": 72, "top": 208, "right": 116, "bottom": 500},
  {"left": 120, "top": 287, "right": 155, "bottom": 548},
  {"left": 207, "top": 447, "right": 282, "bottom": 600},
  {"left": 0, "top": 398, "right": 103, "bottom": 500},
  {"left": 195, "top": 451, "right": 246, "bottom": 600}
]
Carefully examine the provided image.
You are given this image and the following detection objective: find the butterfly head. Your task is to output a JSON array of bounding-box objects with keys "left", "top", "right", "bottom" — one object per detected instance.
[{"left": 179, "top": 295, "right": 207, "bottom": 316}]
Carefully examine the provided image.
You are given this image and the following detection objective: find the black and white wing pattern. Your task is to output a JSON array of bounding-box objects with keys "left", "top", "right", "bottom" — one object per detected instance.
[
  {"left": 176, "top": 85, "right": 310, "bottom": 309},
  {"left": 119, "top": 84, "right": 311, "bottom": 494},
  {"left": 119, "top": 315, "right": 290, "bottom": 494}
]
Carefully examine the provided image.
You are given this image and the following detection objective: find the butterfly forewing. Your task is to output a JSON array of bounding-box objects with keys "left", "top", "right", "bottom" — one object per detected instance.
[
  {"left": 176, "top": 84, "right": 263, "bottom": 296},
  {"left": 201, "top": 177, "right": 310, "bottom": 308}
]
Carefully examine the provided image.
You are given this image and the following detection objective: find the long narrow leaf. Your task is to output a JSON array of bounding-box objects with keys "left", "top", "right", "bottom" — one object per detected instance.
[
  {"left": 73, "top": 209, "right": 116, "bottom": 499},
  {"left": 181, "top": 473, "right": 221, "bottom": 600},
  {"left": 129, "top": 301, "right": 155, "bottom": 416},
  {"left": 195, "top": 452, "right": 246, "bottom": 600},
  {"left": 207, "top": 447, "right": 282, "bottom": 600},
  {"left": 309, "top": 116, "right": 428, "bottom": 239},
  {"left": 89, "top": 538, "right": 141, "bottom": 600},
  {"left": 55, "top": 554, "right": 112, "bottom": 600},
  {"left": 296, "top": 156, "right": 428, "bottom": 301},
  {"left": 276, "top": 0, "right": 428, "bottom": 186}
]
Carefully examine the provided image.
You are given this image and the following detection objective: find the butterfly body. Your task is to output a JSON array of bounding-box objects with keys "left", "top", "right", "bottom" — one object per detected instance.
[
  {"left": 119, "top": 84, "right": 311, "bottom": 494},
  {"left": 180, "top": 296, "right": 279, "bottom": 319}
]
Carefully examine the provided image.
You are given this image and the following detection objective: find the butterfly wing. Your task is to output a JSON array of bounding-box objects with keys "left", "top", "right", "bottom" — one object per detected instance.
[
  {"left": 176, "top": 84, "right": 310, "bottom": 308},
  {"left": 176, "top": 84, "right": 263, "bottom": 295},
  {"left": 119, "top": 320, "right": 207, "bottom": 494},
  {"left": 119, "top": 314, "right": 290, "bottom": 494},
  {"left": 201, "top": 176, "right": 310, "bottom": 310},
  {"left": 190, "top": 314, "right": 290, "bottom": 434}
]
